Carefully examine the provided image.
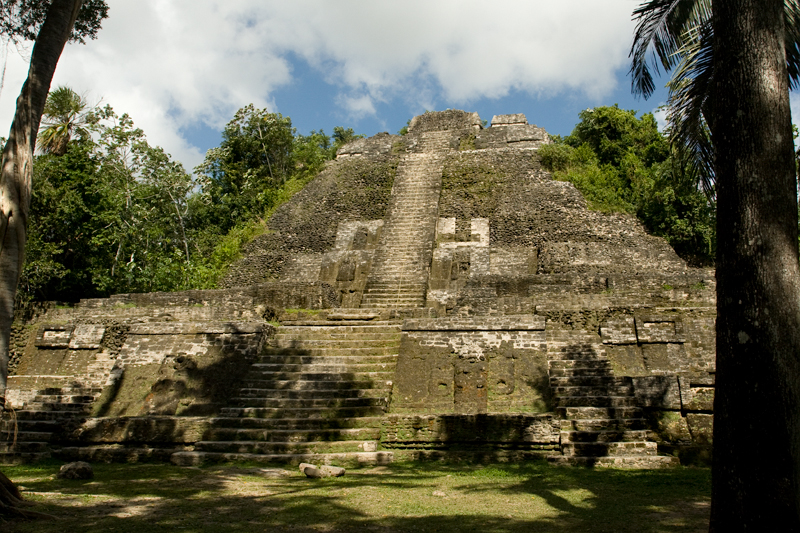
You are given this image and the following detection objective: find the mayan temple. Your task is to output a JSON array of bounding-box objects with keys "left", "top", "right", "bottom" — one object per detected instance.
[{"left": 1, "top": 110, "right": 716, "bottom": 468}]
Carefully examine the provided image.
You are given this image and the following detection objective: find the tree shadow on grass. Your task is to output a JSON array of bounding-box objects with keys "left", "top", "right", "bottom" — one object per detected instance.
[{"left": 4, "top": 460, "right": 710, "bottom": 533}]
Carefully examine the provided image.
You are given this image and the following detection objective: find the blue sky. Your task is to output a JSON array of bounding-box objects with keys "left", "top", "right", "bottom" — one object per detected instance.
[{"left": 0, "top": 0, "right": 745, "bottom": 173}]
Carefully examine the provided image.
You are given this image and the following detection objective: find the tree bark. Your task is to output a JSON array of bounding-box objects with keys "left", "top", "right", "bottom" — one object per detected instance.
[
  {"left": 0, "top": 0, "right": 83, "bottom": 519},
  {"left": 0, "top": 0, "right": 83, "bottom": 406},
  {"left": 710, "top": 0, "right": 800, "bottom": 528}
]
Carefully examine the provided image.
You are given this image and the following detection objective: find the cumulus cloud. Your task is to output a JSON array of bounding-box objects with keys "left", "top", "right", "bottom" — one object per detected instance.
[{"left": 0, "top": 0, "right": 642, "bottom": 170}]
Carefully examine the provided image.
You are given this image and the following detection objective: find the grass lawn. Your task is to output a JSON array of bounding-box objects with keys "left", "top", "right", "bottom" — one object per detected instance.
[{"left": 3, "top": 459, "right": 710, "bottom": 532}]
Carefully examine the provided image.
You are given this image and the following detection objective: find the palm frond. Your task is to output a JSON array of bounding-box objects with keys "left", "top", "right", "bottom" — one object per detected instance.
[
  {"left": 784, "top": 0, "right": 800, "bottom": 89},
  {"left": 665, "top": 14, "right": 716, "bottom": 201},
  {"left": 630, "top": 0, "right": 703, "bottom": 98},
  {"left": 37, "top": 85, "right": 90, "bottom": 155}
]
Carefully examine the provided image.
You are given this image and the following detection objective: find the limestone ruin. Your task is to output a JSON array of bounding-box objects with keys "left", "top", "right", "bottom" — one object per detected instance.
[{"left": 1, "top": 110, "right": 715, "bottom": 468}]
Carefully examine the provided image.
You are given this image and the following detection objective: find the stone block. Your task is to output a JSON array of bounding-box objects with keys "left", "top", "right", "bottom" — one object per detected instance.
[
  {"left": 69, "top": 324, "right": 106, "bottom": 349},
  {"left": 631, "top": 376, "right": 681, "bottom": 409},
  {"left": 606, "top": 345, "right": 647, "bottom": 376},
  {"left": 635, "top": 316, "right": 686, "bottom": 343},
  {"left": 679, "top": 376, "right": 715, "bottom": 411},
  {"left": 686, "top": 413, "right": 713, "bottom": 445},
  {"left": 601, "top": 317, "right": 636, "bottom": 344},
  {"left": 470, "top": 218, "right": 490, "bottom": 246},
  {"left": 651, "top": 411, "right": 693, "bottom": 445},
  {"left": 454, "top": 357, "right": 488, "bottom": 414},
  {"left": 437, "top": 217, "right": 455, "bottom": 236},
  {"left": 491, "top": 114, "right": 528, "bottom": 126},
  {"left": 35, "top": 325, "right": 74, "bottom": 348},
  {"left": 642, "top": 344, "right": 670, "bottom": 372}
]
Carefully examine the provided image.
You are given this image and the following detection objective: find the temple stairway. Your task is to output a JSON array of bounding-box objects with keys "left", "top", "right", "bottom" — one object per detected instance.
[
  {"left": 1, "top": 348, "right": 115, "bottom": 464},
  {"left": 360, "top": 131, "right": 451, "bottom": 308},
  {"left": 171, "top": 319, "right": 400, "bottom": 466},
  {"left": 545, "top": 327, "right": 679, "bottom": 468}
]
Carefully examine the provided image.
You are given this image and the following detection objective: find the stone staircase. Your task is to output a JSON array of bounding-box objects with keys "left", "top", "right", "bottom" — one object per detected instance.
[
  {"left": 545, "top": 328, "right": 678, "bottom": 468},
  {"left": 171, "top": 319, "right": 400, "bottom": 466},
  {"left": 361, "top": 131, "right": 451, "bottom": 308},
  {"left": 1, "top": 347, "right": 115, "bottom": 464},
  {"left": 1, "top": 385, "right": 102, "bottom": 464}
]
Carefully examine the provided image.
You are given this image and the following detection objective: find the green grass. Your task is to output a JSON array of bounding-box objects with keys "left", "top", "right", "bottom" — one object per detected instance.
[{"left": 3, "top": 459, "right": 710, "bottom": 532}]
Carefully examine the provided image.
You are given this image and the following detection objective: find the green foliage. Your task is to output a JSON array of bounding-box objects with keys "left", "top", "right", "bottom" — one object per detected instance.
[
  {"left": 37, "top": 85, "right": 91, "bottom": 155},
  {"left": 193, "top": 105, "right": 295, "bottom": 234},
  {"left": 23, "top": 96, "right": 364, "bottom": 300},
  {"left": 540, "top": 105, "right": 715, "bottom": 266},
  {"left": 0, "top": 0, "right": 109, "bottom": 44},
  {"left": 21, "top": 105, "right": 197, "bottom": 301}
]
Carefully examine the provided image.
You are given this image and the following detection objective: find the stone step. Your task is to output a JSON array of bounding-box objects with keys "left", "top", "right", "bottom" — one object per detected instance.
[
  {"left": 279, "top": 324, "right": 399, "bottom": 333},
  {"left": 360, "top": 301, "right": 424, "bottom": 309},
  {"left": 10, "top": 408, "right": 90, "bottom": 420},
  {"left": 553, "top": 385, "right": 634, "bottom": 396},
  {"left": 0, "top": 430, "right": 53, "bottom": 442},
  {"left": 361, "top": 293, "right": 424, "bottom": 300},
  {"left": 38, "top": 387, "right": 103, "bottom": 395},
  {"left": 547, "top": 352, "right": 607, "bottom": 361},
  {"left": 560, "top": 430, "right": 650, "bottom": 443},
  {"left": 261, "top": 348, "right": 399, "bottom": 357},
  {"left": 171, "top": 450, "right": 393, "bottom": 467},
  {"left": 0, "top": 418, "right": 62, "bottom": 432},
  {"left": 0, "top": 440, "right": 49, "bottom": 453},
  {"left": 195, "top": 440, "right": 379, "bottom": 455},
  {"left": 556, "top": 396, "right": 638, "bottom": 408},
  {"left": 271, "top": 338, "right": 401, "bottom": 348},
  {"left": 562, "top": 441, "right": 658, "bottom": 457},
  {"left": 250, "top": 362, "right": 395, "bottom": 373},
  {"left": 54, "top": 445, "right": 179, "bottom": 464},
  {"left": 241, "top": 371, "right": 394, "bottom": 382},
  {"left": 237, "top": 388, "right": 388, "bottom": 400},
  {"left": 549, "top": 360, "right": 612, "bottom": 370},
  {"left": 203, "top": 427, "right": 381, "bottom": 442},
  {"left": 229, "top": 397, "right": 387, "bottom": 409},
  {"left": 560, "top": 418, "right": 649, "bottom": 431},
  {"left": 239, "top": 379, "right": 392, "bottom": 391},
  {"left": 363, "top": 287, "right": 425, "bottom": 294},
  {"left": 0, "top": 451, "right": 50, "bottom": 465},
  {"left": 32, "top": 394, "right": 97, "bottom": 404},
  {"left": 257, "top": 354, "right": 398, "bottom": 365},
  {"left": 274, "top": 332, "right": 401, "bottom": 341},
  {"left": 549, "top": 368, "right": 613, "bottom": 378},
  {"left": 208, "top": 416, "right": 384, "bottom": 430},
  {"left": 546, "top": 455, "right": 679, "bottom": 469},
  {"left": 550, "top": 376, "right": 632, "bottom": 388},
  {"left": 556, "top": 406, "right": 642, "bottom": 420},
  {"left": 219, "top": 406, "right": 386, "bottom": 419}
]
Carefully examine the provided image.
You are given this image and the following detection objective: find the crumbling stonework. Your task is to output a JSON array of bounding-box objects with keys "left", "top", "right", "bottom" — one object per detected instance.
[{"left": 2, "top": 111, "right": 716, "bottom": 466}]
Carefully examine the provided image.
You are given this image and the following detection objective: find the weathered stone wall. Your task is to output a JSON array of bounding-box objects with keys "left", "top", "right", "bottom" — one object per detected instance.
[
  {"left": 221, "top": 154, "right": 399, "bottom": 287},
  {"left": 381, "top": 413, "right": 560, "bottom": 460},
  {"left": 598, "top": 309, "right": 715, "bottom": 458},
  {"left": 408, "top": 109, "right": 482, "bottom": 133},
  {"left": 391, "top": 316, "right": 552, "bottom": 415},
  {"left": 95, "top": 322, "right": 268, "bottom": 418}
]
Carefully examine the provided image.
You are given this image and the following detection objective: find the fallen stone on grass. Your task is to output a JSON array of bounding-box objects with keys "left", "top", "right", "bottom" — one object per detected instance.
[
  {"left": 299, "top": 463, "right": 345, "bottom": 478},
  {"left": 57, "top": 461, "right": 94, "bottom": 480}
]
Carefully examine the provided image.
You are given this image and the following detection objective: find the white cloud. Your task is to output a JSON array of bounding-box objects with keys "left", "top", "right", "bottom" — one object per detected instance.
[{"left": 0, "top": 0, "right": 642, "bottom": 170}]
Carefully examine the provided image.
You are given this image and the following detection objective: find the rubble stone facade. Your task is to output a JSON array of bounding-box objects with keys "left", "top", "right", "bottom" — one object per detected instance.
[{"left": 2, "top": 110, "right": 715, "bottom": 467}]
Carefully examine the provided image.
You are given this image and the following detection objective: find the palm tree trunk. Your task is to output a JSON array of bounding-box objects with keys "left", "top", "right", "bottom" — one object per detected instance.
[
  {"left": 710, "top": 0, "right": 800, "bottom": 528},
  {"left": 0, "top": 0, "right": 83, "bottom": 517}
]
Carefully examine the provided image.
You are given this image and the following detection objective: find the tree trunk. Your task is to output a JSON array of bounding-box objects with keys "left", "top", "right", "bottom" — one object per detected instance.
[
  {"left": 0, "top": 0, "right": 83, "bottom": 519},
  {"left": 710, "top": 0, "right": 800, "bottom": 528},
  {"left": 0, "top": 0, "right": 83, "bottom": 405}
]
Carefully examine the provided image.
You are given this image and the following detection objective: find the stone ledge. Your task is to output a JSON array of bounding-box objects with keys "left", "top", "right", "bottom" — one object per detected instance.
[
  {"left": 127, "top": 322, "right": 271, "bottom": 335},
  {"left": 402, "top": 315, "right": 545, "bottom": 331}
]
